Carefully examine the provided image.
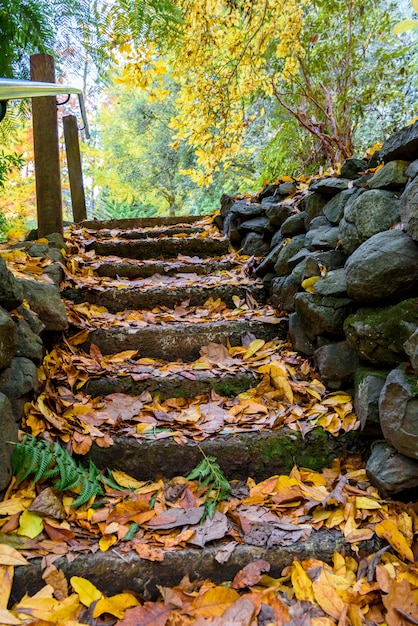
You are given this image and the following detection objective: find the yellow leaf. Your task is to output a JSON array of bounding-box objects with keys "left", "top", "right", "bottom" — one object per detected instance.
[
  {"left": 243, "top": 339, "right": 265, "bottom": 360},
  {"left": 301, "top": 276, "right": 320, "bottom": 293},
  {"left": 413, "top": 0, "right": 418, "bottom": 12},
  {"left": 291, "top": 562, "right": 315, "bottom": 602},
  {"left": 232, "top": 295, "right": 241, "bottom": 308},
  {"left": 111, "top": 471, "right": 146, "bottom": 490},
  {"left": 322, "top": 393, "right": 352, "bottom": 406},
  {"left": 355, "top": 496, "right": 381, "bottom": 510},
  {"left": 92, "top": 593, "right": 139, "bottom": 619},
  {"left": 0, "top": 545, "right": 29, "bottom": 567},
  {"left": 0, "top": 565, "right": 14, "bottom": 609},
  {"left": 99, "top": 534, "right": 117, "bottom": 552},
  {"left": 190, "top": 586, "right": 240, "bottom": 617},
  {"left": 70, "top": 576, "right": 102, "bottom": 606},
  {"left": 375, "top": 519, "right": 414, "bottom": 562},
  {"left": 17, "top": 510, "right": 44, "bottom": 539},
  {"left": 312, "top": 568, "right": 345, "bottom": 620},
  {"left": 0, "top": 607, "right": 20, "bottom": 624},
  {"left": 14, "top": 596, "right": 56, "bottom": 620},
  {"left": 311, "top": 619, "right": 335, "bottom": 626},
  {"left": 0, "top": 498, "right": 31, "bottom": 516},
  {"left": 393, "top": 18, "right": 418, "bottom": 34}
]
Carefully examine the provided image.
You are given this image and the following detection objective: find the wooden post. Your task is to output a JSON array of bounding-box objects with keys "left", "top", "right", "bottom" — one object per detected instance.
[
  {"left": 30, "top": 53, "right": 63, "bottom": 237},
  {"left": 63, "top": 114, "right": 87, "bottom": 222}
]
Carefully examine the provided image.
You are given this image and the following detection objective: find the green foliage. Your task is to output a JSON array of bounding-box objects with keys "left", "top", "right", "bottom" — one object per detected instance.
[
  {"left": 187, "top": 450, "right": 231, "bottom": 521},
  {"left": 11, "top": 434, "right": 113, "bottom": 507}
]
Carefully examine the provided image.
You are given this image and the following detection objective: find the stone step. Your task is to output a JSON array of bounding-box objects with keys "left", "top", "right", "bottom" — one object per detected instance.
[
  {"left": 83, "top": 369, "right": 258, "bottom": 400},
  {"left": 12, "top": 530, "right": 380, "bottom": 601},
  {"left": 116, "top": 226, "right": 205, "bottom": 239},
  {"left": 87, "top": 237, "right": 230, "bottom": 260},
  {"left": 61, "top": 283, "right": 267, "bottom": 313},
  {"left": 93, "top": 257, "right": 240, "bottom": 279},
  {"left": 88, "top": 428, "right": 366, "bottom": 483},
  {"left": 80, "top": 319, "right": 287, "bottom": 361},
  {"left": 80, "top": 215, "right": 210, "bottom": 230}
]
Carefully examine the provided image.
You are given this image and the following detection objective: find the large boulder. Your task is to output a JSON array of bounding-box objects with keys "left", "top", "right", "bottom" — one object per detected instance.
[
  {"left": 380, "top": 120, "right": 418, "bottom": 163},
  {"left": 400, "top": 175, "right": 418, "bottom": 241},
  {"left": 16, "top": 279, "right": 68, "bottom": 331},
  {"left": 0, "top": 307, "right": 17, "bottom": 370},
  {"left": 280, "top": 212, "right": 306, "bottom": 236},
  {"left": 344, "top": 298, "right": 418, "bottom": 366},
  {"left": 14, "top": 316, "right": 44, "bottom": 364},
  {"left": 366, "top": 442, "right": 418, "bottom": 496},
  {"left": 0, "top": 393, "right": 18, "bottom": 490},
  {"left": 345, "top": 230, "right": 418, "bottom": 304},
  {"left": 379, "top": 366, "right": 418, "bottom": 460},
  {"left": 294, "top": 293, "right": 354, "bottom": 341},
  {"left": 367, "top": 160, "right": 409, "bottom": 190},
  {"left": 0, "top": 256, "right": 23, "bottom": 310},
  {"left": 339, "top": 189, "right": 401, "bottom": 255},
  {"left": 0, "top": 357, "right": 39, "bottom": 421}
]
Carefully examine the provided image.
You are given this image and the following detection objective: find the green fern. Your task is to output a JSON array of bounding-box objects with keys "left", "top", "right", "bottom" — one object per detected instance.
[
  {"left": 187, "top": 449, "right": 231, "bottom": 521},
  {"left": 11, "top": 435, "right": 112, "bottom": 507}
]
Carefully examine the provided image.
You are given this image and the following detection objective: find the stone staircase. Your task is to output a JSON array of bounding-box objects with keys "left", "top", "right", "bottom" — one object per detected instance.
[{"left": 12, "top": 213, "right": 376, "bottom": 602}]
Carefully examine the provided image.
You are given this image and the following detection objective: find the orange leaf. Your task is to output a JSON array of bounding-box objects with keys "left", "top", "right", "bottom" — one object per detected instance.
[
  {"left": 116, "top": 602, "right": 171, "bottom": 626},
  {"left": 189, "top": 586, "right": 240, "bottom": 617},
  {"left": 312, "top": 568, "right": 345, "bottom": 620},
  {"left": 375, "top": 519, "right": 414, "bottom": 562},
  {"left": 291, "top": 562, "right": 315, "bottom": 602}
]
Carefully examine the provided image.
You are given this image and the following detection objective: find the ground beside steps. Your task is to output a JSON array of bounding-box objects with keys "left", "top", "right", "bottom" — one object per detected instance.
[{"left": 7, "top": 214, "right": 416, "bottom": 623}]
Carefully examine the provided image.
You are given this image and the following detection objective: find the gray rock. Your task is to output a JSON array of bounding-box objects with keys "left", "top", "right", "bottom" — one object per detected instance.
[
  {"left": 25, "top": 243, "right": 65, "bottom": 262},
  {"left": 380, "top": 120, "right": 418, "bottom": 163},
  {"left": 404, "top": 329, "right": 418, "bottom": 372},
  {"left": 16, "top": 278, "right": 68, "bottom": 331},
  {"left": 220, "top": 194, "right": 234, "bottom": 220},
  {"left": 314, "top": 341, "right": 361, "bottom": 390},
  {"left": 273, "top": 234, "right": 306, "bottom": 276},
  {"left": 368, "top": 160, "right": 409, "bottom": 190},
  {"left": 309, "top": 177, "right": 351, "bottom": 194},
  {"left": 240, "top": 232, "right": 270, "bottom": 256},
  {"left": 322, "top": 189, "right": 359, "bottom": 225},
  {"left": 239, "top": 216, "right": 269, "bottom": 234},
  {"left": 305, "top": 225, "right": 340, "bottom": 251},
  {"left": 400, "top": 175, "right": 418, "bottom": 241},
  {"left": 42, "top": 263, "right": 64, "bottom": 286},
  {"left": 0, "top": 393, "right": 18, "bottom": 490},
  {"left": 288, "top": 312, "right": 315, "bottom": 356},
  {"left": 0, "top": 307, "right": 17, "bottom": 370},
  {"left": 344, "top": 298, "right": 418, "bottom": 366},
  {"left": 0, "top": 257, "right": 23, "bottom": 310},
  {"left": 340, "top": 189, "right": 401, "bottom": 255},
  {"left": 288, "top": 248, "right": 311, "bottom": 273},
  {"left": 301, "top": 193, "right": 329, "bottom": 227},
  {"left": 379, "top": 365, "right": 418, "bottom": 459},
  {"left": 0, "top": 357, "right": 39, "bottom": 400},
  {"left": 280, "top": 212, "right": 306, "bottom": 236},
  {"left": 406, "top": 159, "right": 418, "bottom": 180},
  {"left": 340, "top": 158, "right": 368, "bottom": 179},
  {"left": 255, "top": 241, "right": 286, "bottom": 276},
  {"left": 345, "top": 230, "right": 418, "bottom": 304},
  {"left": 265, "top": 203, "right": 293, "bottom": 228},
  {"left": 14, "top": 316, "right": 44, "bottom": 364},
  {"left": 230, "top": 200, "right": 263, "bottom": 219},
  {"left": 262, "top": 272, "right": 276, "bottom": 291},
  {"left": 45, "top": 232, "right": 67, "bottom": 250},
  {"left": 294, "top": 293, "right": 354, "bottom": 341},
  {"left": 278, "top": 181, "right": 296, "bottom": 195},
  {"left": 291, "top": 252, "right": 347, "bottom": 286},
  {"left": 366, "top": 442, "right": 418, "bottom": 497},
  {"left": 15, "top": 304, "right": 45, "bottom": 335},
  {"left": 352, "top": 174, "right": 373, "bottom": 188},
  {"left": 308, "top": 216, "right": 330, "bottom": 230},
  {"left": 368, "top": 151, "right": 381, "bottom": 169},
  {"left": 223, "top": 212, "right": 242, "bottom": 247},
  {"left": 314, "top": 269, "right": 347, "bottom": 297},
  {"left": 354, "top": 369, "right": 387, "bottom": 430},
  {"left": 270, "top": 230, "right": 286, "bottom": 248},
  {"left": 259, "top": 184, "right": 280, "bottom": 201},
  {"left": 270, "top": 275, "right": 299, "bottom": 313}
]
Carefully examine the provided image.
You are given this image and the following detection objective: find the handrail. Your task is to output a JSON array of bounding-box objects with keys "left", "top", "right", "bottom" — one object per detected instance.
[{"left": 0, "top": 78, "right": 90, "bottom": 139}]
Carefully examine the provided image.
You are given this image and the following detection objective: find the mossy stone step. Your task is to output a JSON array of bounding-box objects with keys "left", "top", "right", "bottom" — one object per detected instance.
[
  {"left": 81, "top": 319, "right": 287, "bottom": 361},
  {"left": 88, "top": 428, "right": 367, "bottom": 483},
  {"left": 80, "top": 215, "right": 209, "bottom": 230},
  {"left": 94, "top": 258, "right": 239, "bottom": 279},
  {"left": 12, "top": 531, "right": 381, "bottom": 601},
  {"left": 87, "top": 237, "right": 229, "bottom": 260},
  {"left": 83, "top": 370, "right": 258, "bottom": 399},
  {"left": 62, "top": 284, "right": 267, "bottom": 313},
  {"left": 116, "top": 226, "right": 205, "bottom": 239}
]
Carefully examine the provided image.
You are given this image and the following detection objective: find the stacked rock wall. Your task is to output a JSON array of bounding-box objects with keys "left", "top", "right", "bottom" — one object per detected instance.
[
  {"left": 0, "top": 235, "right": 68, "bottom": 491},
  {"left": 218, "top": 121, "right": 418, "bottom": 496}
]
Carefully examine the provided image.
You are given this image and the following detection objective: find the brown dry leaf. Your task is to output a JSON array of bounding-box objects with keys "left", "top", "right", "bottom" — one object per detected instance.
[
  {"left": 0, "top": 545, "right": 29, "bottom": 566},
  {"left": 383, "top": 578, "right": 418, "bottom": 626},
  {"left": 311, "top": 567, "right": 345, "bottom": 620},
  {"left": 29, "top": 487, "right": 66, "bottom": 520},
  {"left": 231, "top": 559, "right": 271, "bottom": 588},
  {"left": 0, "top": 565, "right": 14, "bottom": 609},
  {"left": 115, "top": 602, "right": 171, "bottom": 625},
  {"left": 42, "top": 565, "right": 68, "bottom": 601}
]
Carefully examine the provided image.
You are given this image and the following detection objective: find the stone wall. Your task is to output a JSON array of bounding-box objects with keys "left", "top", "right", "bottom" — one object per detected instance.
[
  {"left": 218, "top": 120, "right": 418, "bottom": 496},
  {"left": 0, "top": 235, "right": 68, "bottom": 491}
]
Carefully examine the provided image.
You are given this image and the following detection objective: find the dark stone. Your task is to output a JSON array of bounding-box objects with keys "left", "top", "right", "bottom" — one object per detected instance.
[
  {"left": 340, "top": 189, "right": 401, "bottom": 255},
  {"left": 220, "top": 193, "right": 235, "bottom": 219},
  {"left": 314, "top": 269, "right": 347, "bottom": 297},
  {"left": 353, "top": 174, "right": 373, "bottom": 188},
  {"left": 230, "top": 200, "right": 263, "bottom": 219},
  {"left": 0, "top": 307, "right": 17, "bottom": 370},
  {"left": 278, "top": 181, "right": 296, "bottom": 195},
  {"left": 258, "top": 184, "right": 280, "bottom": 201},
  {"left": 345, "top": 230, "right": 418, "bottom": 304},
  {"left": 288, "top": 313, "right": 314, "bottom": 356},
  {"left": 270, "top": 230, "right": 286, "bottom": 248},
  {"left": 368, "top": 160, "right": 409, "bottom": 190},
  {"left": 270, "top": 275, "right": 299, "bottom": 313},
  {"left": 0, "top": 257, "right": 23, "bottom": 310},
  {"left": 404, "top": 329, "right": 418, "bottom": 371},
  {"left": 0, "top": 357, "right": 39, "bottom": 403},
  {"left": 262, "top": 272, "right": 276, "bottom": 291},
  {"left": 308, "top": 216, "right": 329, "bottom": 230},
  {"left": 301, "top": 193, "right": 329, "bottom": 227},
  {"left": 314, "top": 341, "right": 361, "bottom": 389},
  {"left": 0, "top": 393, "right": 17, "bottom": 490},
  {"left": 280, "top": 212, "right": 306, "bottom": 236},
  {"left": 379, "top": 365, "right": 418, "bottom": 459},
  {"left": 380, "top": 120, "right": 418, "bottom": 163},
  {"left": 406, "top": 159, "right": 418, "bottom": 180},
  {"left": 344, "top": 299, "right": 418, "bottom": 366},
  {"left": 13, "top": 316, "right": 44, "bottom": 364},
  {"left": 273, "top": 234, "right": 306, "bottom": 276},
  {"left": 240, "top": 232, "right": 270, "bottom": 256},
  {"left": 354, "top": 368, "right": 388, "bottom": 431},
  {"left": 323, "top": 189, "right": 360, "bottom": 225},
  {"left": 305, "top": 225, "right": 340, "bottom": 251},
  {"left": 239, "top": 216, "right": 269, "bottom": 234},
  {"left": 255, "top": 242, "right": 286, "bottom": 276},
  {"left": 265, "top": 203, "right": 293, "bottom": 228},
  {"left": 16, "top": 279, "right": 68, "bottom": 332},
  {"left": 309, "top": 177, "right": 351, "bottom": 194},
  {"left": 400, "top": 175, "right": 418, "bottom": 241},
  {"left": 294, "top": 293, "right": 354, "bottom": 341},
  {"left": 368, "top": 151, "right": 381, "bottom": 169},
  {"left": 15, "top": 304, "right": 45, "bottom": 336},
  {"left": 90, "top": 236, "right": 230, "bottom": 260},
  {"left": 340, "top": 158, "right": 368, "bottom": 179},
  {"left": 367, "top": 442, "right": 418, "bottom": 497},
  {"left": 291, "top": 252, "right": 347, "bottom": 286},
  {"left": 223, "top": 212, "right": 242, "bottom": 246}
]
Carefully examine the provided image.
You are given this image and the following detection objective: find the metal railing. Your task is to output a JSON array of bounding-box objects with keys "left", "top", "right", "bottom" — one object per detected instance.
[{"left": 0, "top": 78, "right": 90, "bottom": 139}]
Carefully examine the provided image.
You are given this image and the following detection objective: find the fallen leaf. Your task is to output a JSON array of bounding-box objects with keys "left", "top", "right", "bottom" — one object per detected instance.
[
  {"left": 116, "top": 601, "right": 171, "bottom": 625},
  {"left": 232, "top": 560, "right": 271, "bottom": 588},
  {"left": 70, "top": 576, "right": 102, "bottom": 606},
  {"left": 0, "top": 545, "right": 29, "bottom": 566},
  {"left": 375, "top": 519, "right": 414, "bottom": 562},
  {"left": 189, "top": 586, "right": 240, "bottom": 617},
  {"left": 93, "top": 592, "right": 139, "bottom": 618}
]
